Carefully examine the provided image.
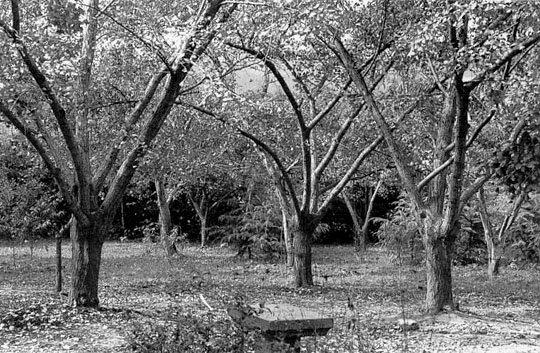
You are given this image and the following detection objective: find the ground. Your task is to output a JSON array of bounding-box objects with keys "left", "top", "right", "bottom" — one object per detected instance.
[{"left": 0, "top": 241, "right": 539, "bottom": 352}]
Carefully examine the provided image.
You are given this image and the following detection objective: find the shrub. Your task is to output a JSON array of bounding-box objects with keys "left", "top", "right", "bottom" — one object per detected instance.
[
  {"left": 127, "top": 311, "right": 291, "bottom": 352},
  {"left": 375, "top": 197, "right": 423, "bottom": 265},
  {"left": 506, "top": 198, "right": 540, "bottom": 263},
  {"left": 218, "top": 201, "right": 283, "bottom": 259}
]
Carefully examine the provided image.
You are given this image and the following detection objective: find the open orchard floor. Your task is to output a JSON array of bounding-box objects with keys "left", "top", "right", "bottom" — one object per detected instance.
[{"left": 0, "top": 241, "right": 539, "bottom": 353}]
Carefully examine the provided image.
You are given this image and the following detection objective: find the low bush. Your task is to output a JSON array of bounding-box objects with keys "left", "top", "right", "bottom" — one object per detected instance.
[{"left": 127, "top": 311, "right": 292, "bottom": 352}]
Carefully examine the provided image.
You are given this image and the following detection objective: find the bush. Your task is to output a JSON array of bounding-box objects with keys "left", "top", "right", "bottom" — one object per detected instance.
[
  {"left": 0, "top": 141, "right": 67, "bottom": 242},
  {"left": 375, "top": 197, "right": 423, "bottom": 265},
  {"left": 127, "top": 311, "right": 291, "bottom": 352},
  {"left": 218, "top": 201, "right": 283, "bottom": 259},
  {"left": 506, "top": 199, "right": 540, "bottom": 263}
]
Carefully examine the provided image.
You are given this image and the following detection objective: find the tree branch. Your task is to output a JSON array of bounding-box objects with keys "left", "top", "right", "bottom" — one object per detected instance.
[
  {"left": 331, "top": 33, "right": 423, "bottom": 209},
  {"left": 314, "top": 59, "right": 393, "bottom": 180},
  {"left": 225, "top": 42, "right": 306, "bottom": 128},
  {"left": 180, "top": 101, "right": 302, "bottom": 217},
  {"left": 0, "top": 100, "right": 88, "bottom": 225},
  {"left": 465, "top": 34, "right": 540, "bottom": 90},
  {"left": 0, "top": 18, "right": 89, "bottom": 192}
]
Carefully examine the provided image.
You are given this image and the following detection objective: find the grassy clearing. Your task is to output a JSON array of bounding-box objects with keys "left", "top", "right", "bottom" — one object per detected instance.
[{"left": 0, "top": 241, "right": 539, "bottom": 352}]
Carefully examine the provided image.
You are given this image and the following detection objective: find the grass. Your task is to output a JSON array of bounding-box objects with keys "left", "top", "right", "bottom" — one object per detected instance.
[{"left": 1, "top": 241, "right": 539, "bottom": 352}]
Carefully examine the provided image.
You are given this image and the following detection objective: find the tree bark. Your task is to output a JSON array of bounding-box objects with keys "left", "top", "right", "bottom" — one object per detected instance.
[
  {"left": 187, "top": 190, "right": 209, "bottom": 247},
  {"left": 155, "top": 178, "right": 177, "bottom": 256},
  {"left": 55, "top": 233, "right": 62, "bottom": 293},
  {"left": 69, "top": 218, "right": 104, "bottom": 307},
  {"left": 343, "top": 192, "right": 365, "bottom": 252},
  {"left": 281, "top": 207, "right": 294, "bottom": 266},
  {"left": 200, "top": 214, "right": 208, "bottom": 247},
  {"left": 291, "top": 214, "right": 316, "bottom": 287},
  {"left": 423, "top": 220, "right": 455, "bottom": 313}
]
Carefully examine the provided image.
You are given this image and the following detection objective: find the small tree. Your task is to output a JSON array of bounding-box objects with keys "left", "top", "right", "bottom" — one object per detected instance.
[{"left": 478, "top": 125, "right": 540, "bottom": 277}]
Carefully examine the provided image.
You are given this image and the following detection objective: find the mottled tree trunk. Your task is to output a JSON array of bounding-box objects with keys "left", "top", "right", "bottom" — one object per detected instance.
[
  {"left": 200, "top": 215, "right": 208, "bottom": 247},
  {"left": 281, "top": 208, "right": 293, "bottom": 266},
  {"left": 55, "top": 233, "right": 62, "bottom": 293},
  {"left": 69, "top": 218, "right": 104, "bottom": 307},
  {"left": 423, "top": 220, "right": 455, "bottom": 314},
  {"left": 487, "top": 245, "right": 501, "bottom": 278},
  {"left": 291, "top": 215, "right": 316, "bottom": 287},
  {"left": 155, "top": 179, "right": 177, "bottom": 257}
]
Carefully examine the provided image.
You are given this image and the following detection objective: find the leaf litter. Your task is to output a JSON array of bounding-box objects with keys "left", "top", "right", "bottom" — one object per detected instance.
[{"left": 0, "top": 242, "right": 539, "bottom": 352}]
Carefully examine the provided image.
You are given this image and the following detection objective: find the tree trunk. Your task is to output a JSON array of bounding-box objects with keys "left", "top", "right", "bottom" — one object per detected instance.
[
  {"left": 187, "top": 191, "right": 208, "bottom": 248},
  {"left": 281, "top": 208, "right": 294, "bottom": 266},
  {"left": 478, "top": 188, "right": 526, "bottom": 279},
  {"left": 343, "top": 193, "right": 365, "bottom": 252},
  {"left": 423, "top": 221, "right": 455, "bottom": 314},
  {"left": 291, "top": 215, "right": 315, "bottom": 287},
  {"left": 69, "top": 218, "right": 104, "bottom": 307},
  {"left": 155, "top": 179, "right": 177, "bottom": 256},
  {"left": 487, "top": 248, "right": 501, "bottom": 278},
  {"left": 200, "top": 214, "right": 207, "bottom": 247},
  {"left": 55, "top": 233, "right": 62, "bottom": 293}
]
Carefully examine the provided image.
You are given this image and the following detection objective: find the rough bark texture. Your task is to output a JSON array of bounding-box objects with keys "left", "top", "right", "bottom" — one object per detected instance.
[
  {"left": 69, "top": 219, "right": 104, "bottom": 307},
  {"left": 55, "top": 233, "right": 62, "bottom": 293},
  {"left": 423, "top": 220, "right": 455, "bottom": 313},
  {"left": 291, "top": 214, "right": 316, "bottom": 287},
  {"left": 155, "top": 179, "right": 177, "bottom": 256}
]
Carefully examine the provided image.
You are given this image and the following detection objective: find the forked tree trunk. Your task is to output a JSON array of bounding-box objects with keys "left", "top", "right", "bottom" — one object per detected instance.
[
  {"left": 69, "top": 218, "right": 105, "bottom": 307},
  {"left": 478, "top": 188, "right": 526, "bottom": 279},
  {"left": 281, "top": 208, "right": 293, "bottom": 266},
  {"left": 188, "top": 191, "right": 208, "bottom": 247},
  {"left": 155, "top": 179, "right": 177, "bottom": 256},
  {"left": 291, "top": 215, "right": 316, "bottom": 287},
  {"left": 423, "top": 221, "right": 455, "bottom": 313},
  {"left": 343, "top": 193, "right": 365, "bottom": 252}
]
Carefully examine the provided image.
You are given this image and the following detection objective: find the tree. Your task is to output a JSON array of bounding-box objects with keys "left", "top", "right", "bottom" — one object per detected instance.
[
  {"left": 478, "top": 124, "right": 540, "bottom": 277},
  {"left": 183, "top": 0, "right": 411, "bottom": 286},
  {"left": 333, "top": 1, "right": 540, "bottom": 312},
  {"left": 343, "top": 179, "right": 382, "bottom": 253},
  {"left": 0, "top": 0, "right": 236, "bottom": 306}
]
